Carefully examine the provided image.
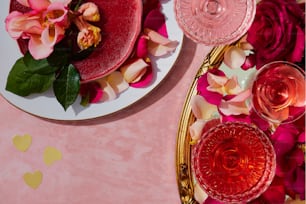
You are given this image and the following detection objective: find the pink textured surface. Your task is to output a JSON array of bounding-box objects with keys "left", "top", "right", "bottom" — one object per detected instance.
[{"left": 0, "top": 38, "right": 212, "bottom": 204}]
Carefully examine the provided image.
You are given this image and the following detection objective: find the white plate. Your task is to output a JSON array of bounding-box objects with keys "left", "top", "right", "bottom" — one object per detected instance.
[{"left": 0, "top": 0, "right": 184, "bottom": 120}]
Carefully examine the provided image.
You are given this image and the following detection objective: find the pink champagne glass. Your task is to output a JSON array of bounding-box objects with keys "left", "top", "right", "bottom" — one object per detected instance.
[
  {"left": 192, "top": 122, "right": 276, "bottom": 203},
  {"left": 251, "top": 61, "right": 305, "bottom": 124},
  {"left": 174, "top": 0, "right": 256, "bottom": 46}
]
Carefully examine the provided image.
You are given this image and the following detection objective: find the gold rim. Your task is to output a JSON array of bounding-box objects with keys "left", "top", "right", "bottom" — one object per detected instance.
[{"left": 175, "top": 45, "right": 229, "bottom": 203}]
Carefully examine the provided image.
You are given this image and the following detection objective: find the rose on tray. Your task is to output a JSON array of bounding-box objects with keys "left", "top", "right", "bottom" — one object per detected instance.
[
  {"left": 190, "top": 0, "right": 305, "bottom": 203},
  {"left": 4, "top": 0, "right": 179, "bottom": 110}
]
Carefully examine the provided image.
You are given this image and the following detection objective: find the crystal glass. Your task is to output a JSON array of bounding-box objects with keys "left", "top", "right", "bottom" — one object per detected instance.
[
  {"left": 192, "top": 122, "right": 276, "bottom": 203},
  {"left": 251, "top": 61, "right": 305, "bottom": 124},
  {"left": 174, "top": 0, "right": 256, "bottom": 46}
]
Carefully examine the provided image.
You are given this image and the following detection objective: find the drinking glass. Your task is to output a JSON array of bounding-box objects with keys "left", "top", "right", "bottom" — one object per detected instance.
[
  {"left": 192, "top": 122, "right": 276, "bottom": 203},
  {"left": 174, "top": 0, "right": 256, "bottom": 46},
  {"left": 251, "top": 61, "right": 305, "bottom": 124}
]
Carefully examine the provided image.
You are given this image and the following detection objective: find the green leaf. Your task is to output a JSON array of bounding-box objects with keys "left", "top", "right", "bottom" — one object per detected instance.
[
  {"left": 47, "top": 43, "right": 71, "bottom": 68},
  {"left": 23, "top": 52, "right": 59, "bottom": 75},
  {"left": 6, "top": 58, "right": 54, "bottom": 96},
  {"left": 53, "top": 64, "right": 80, "bottom": 110}
]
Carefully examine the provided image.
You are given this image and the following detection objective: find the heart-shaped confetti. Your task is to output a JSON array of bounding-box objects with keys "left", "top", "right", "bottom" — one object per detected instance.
[
  {"left": 12, "top": 134, "right": 32, "bottom": 152},
  {"left": 43, "top": 146, "right": 62, "bottom": 166},
  {"left": 23, "top": 170, "right": 43, "bottom": 189}
]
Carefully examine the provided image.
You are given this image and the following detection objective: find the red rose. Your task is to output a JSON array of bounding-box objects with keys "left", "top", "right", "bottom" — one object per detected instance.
[{"left": 247, "top": 0, "right": 305, "bottom": 68}]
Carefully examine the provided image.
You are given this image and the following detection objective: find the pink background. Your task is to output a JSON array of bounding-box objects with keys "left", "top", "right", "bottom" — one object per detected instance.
[{"left": 0, "top": 37, "right": 211, "bottom": 204}]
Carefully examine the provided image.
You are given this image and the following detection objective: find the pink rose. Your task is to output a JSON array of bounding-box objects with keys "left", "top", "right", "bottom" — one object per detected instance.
[{"left": 247, "top": 0, "right": 305, "bottom": 68}]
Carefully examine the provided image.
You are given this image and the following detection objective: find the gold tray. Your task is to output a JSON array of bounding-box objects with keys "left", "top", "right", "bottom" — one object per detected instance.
[{"left": 175, "top": 45, "right": 229, "bottom": 203}]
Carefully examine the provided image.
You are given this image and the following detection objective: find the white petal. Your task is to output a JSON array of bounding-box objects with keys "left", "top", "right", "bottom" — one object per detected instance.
[
  {"left": 223, "top": 46, "right": 246, "bottom": 69},
  {"left": 96, "top": 78, "right": 117, "bottom": 101},
  {"left": 190, "top": 95, "right": 218, "bottom": 120},
  {"left": 106, "top": 71, "right": 129, "bottom": 94},
  {"left": 189, "top": 120, "right": 206, "bottom": 141},
  {"left": 194, "top": 183, "right": 208, "bottom": 204},
  {"left": 120, "top": 58, "right": 149, "bottom": 83}
]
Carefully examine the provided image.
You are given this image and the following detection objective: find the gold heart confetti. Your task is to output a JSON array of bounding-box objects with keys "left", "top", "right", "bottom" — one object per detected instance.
[
  {"left": 12, "top": 134, "right": 32, "bottom": 152},
  {"left": 23, "top": 170, "right": 43, "bottom": 189},
  {"left": 43, "top": 146, "right": 62, "bottom": 166}
]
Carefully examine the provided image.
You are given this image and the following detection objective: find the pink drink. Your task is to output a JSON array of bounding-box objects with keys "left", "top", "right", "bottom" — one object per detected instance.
[
  {"left": 174, "top": 0, "right": 256, "bottom": 46},
  {"left": 252, "top": 61, "right": 305, "bottom": 123},
  {"left": 192, "top": 122, "right": 276, "bottom": 203}
]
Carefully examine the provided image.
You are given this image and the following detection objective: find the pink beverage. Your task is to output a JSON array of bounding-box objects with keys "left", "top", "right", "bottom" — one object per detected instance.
[
  {"left": 252, "top": 61, "right": 305, "bottom": 124},
  {"left": 192, "top": 122, "right": 276, "bottom": 203},
  {"left": 174, "top": 0, "right": 256, "bottom": 46}
]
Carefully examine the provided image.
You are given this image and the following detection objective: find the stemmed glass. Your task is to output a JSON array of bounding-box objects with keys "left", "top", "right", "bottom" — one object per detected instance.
[
  {"left": 174, "top": 0, "right": 256, "bottom": 45},
  {"left": 192, "top": 122, "right": 276, "bottom": 203},
  {"left": 251, "top": 61, "right": 305, "bottom": 124}
]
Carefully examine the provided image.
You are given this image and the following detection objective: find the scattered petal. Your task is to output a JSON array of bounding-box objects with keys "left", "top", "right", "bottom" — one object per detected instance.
[
  {"left": 219, "top": 90, "right": 251, "bottom": 116},
  {"left": 130, "top": 59, "right": 153, "bottom": 88},
  {"left": 241, "top": 54, "right": 256, "bottom": 70},
  {"left": 223, "top": 46, "right": 246, "bottom": 69},
  {"left": 136, "top": 35, "right": 149, "bottom": 58},
  {"left": 189, "top": 119, "right": 206, "bottom": 141},
  {"left": 144, "top": 28, "right": 179, "bottom": 56},
  {"left": 190, "top": 95, "right": 218, "bottom": 120},
  {"left": 197, "top": 70, "right": 224, "bottom": 106},
  {"left": 106, "top": 71, "right": 129, "bottom": 94},
  {"left": 97, "top": 78, "right": 117, "bottom": 101},
  {"left": 144, "top": 8, "right": 168, "bottom": 37},
  {"left": 194, "top": 183, "right": 208, "bottom": 204},
  {"left": 79, "top": 81, "right": 103, "bottom": 104},
  {"left": 120, "top": 58, "right": 149, "bottom": 83}
]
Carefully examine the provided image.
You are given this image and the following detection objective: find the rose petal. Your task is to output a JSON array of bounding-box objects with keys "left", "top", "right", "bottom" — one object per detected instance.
[
  {"left": 223, "top": 46, "right": 246, "bottom": 69},
  {"left": 147, "top": 41, "right": 179, "bottom": 56},
  {"left": 106, "top": 71, "right": 129, "bottom": 94},
  {"left": 136, "top": 35, "right": 149, "bottom": 58},
  {"left": 194, "top": 183, "right": 208, "bottom": 204},
  {"left": 239, "top": 42, "right": 254, "bottom": 50},
  {"left": 143, "top": 8, "right": 168, "bottom": 37},
  {"left": 207, "top": 74, "right": 227, "bottom": 87},
  {"left": 190, "top": 95, "right": 218, "bottom": 120},
  {"left": 197, "top": 71, "right": 223, "bottom": 106},
  {"left": 79, "top": 82, "right": 103, "bottom": 103},
  {"left": 241, "top": 54, "right": 256, "bottom": 70},
  {"left": 96, "top": 78, "right": 117, "bottom": 101},
  {"left": 144, "top": 28, "right": 179, "bottom": 56},
  {"left": 218, "top": 90, "right": 251, "bottom": 116},
  {"left": 189, "top": 119, "right": 206, "bottom": 141},
  {"left": 5, "top": 11, "right": 42, "bottom": 39},
  {"left": 221, "top": 114, "right": 251, "bottom": 124},
  {"left": 297, "top": 131, "right": 305, "bottom": 143},
  {"left": 120, "top": 58, "right": 149, "bottom": 83},
  {"left": 261, "top": 177, "right": 286, "bottom": 204},
  {"left": 291, "top": 167, "right": 305, "bottom": 199},
  {"left": 45, "top": 2, "right": 69, "bottom": 25},
  {"left": 28, "top": 35, "right": 53, "bottom": 59},
  {"left": 224, "top": 76, "right": 243, "bottom": 95},
  {"left": 130, "top": 60, "right": 153, "bottom": 88}
]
